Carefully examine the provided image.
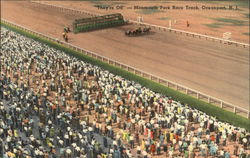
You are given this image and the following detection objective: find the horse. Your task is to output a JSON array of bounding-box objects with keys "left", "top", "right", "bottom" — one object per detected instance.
[
  {"left": 125, "top": 30, "right": 132, "bottom": 36},
  {"left": 64, "top": 27, "right": 71, "bottom": 33},
  {"left": 143, "top": 27, "right": 151, "bottom": 33},
  {"left": 62, "top": 33, "right": 68, "bottom": 42},
  {"left": 125, "top": 27, "right": 150, "bottom": 36}
]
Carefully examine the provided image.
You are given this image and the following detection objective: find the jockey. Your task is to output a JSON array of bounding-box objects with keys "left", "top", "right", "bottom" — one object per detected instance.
[
  {"left": 62, "top": 32, "right": 66, "bottom": 38},
  {"left": 64, "top": 27, "right": 70, "bottom": 33},
  {"left": 64, "top": 34, "right": 68, "bottom": 42}
]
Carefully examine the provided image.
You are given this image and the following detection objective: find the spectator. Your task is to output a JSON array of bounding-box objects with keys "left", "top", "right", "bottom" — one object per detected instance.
[{"left": 0, "top": 26, "right": 249, "bottom": 158}]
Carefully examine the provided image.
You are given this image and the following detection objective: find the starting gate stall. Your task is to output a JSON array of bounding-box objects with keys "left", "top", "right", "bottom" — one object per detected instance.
[{"left": 73, "top": 13, "right": 126, "bottom": 33}]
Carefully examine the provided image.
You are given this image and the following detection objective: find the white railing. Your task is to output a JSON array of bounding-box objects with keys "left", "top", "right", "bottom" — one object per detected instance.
[
  {"left": 131, "top": 20, "right": 249, "bottom": 48},
  {"left": 1, "top": 19, "right": 249, "bottom": 119},
  {"left": 30, "top": 1, "right": 249, "bottom": 48}
]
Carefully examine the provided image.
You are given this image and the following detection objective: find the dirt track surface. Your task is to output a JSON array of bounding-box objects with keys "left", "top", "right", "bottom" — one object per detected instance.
[
  {"left": 1, "top": 1, "right": 249, "bottom": 110},
  {"left": 43, "top": 0, "right": 250, "bottom": 43}
]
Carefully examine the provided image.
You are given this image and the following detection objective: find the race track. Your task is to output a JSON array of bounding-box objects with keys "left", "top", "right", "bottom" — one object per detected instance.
[{"left": 1, "top": 1, "right": 249, "bottom": 110}]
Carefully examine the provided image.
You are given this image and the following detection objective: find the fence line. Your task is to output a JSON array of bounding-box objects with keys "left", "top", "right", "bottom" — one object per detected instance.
[
  {"left": 1, "top": 19, "right": 249, "bottom": 119},
  {"left": 30, "top": 1, "right": 249, "bottom": 48},
  {"left": 130, "top": 20, "right": 249, "bottom": 48}
]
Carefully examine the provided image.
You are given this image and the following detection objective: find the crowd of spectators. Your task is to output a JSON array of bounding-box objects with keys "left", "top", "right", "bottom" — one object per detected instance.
[{"left": 0, "top": 27, "right": 249, "bottom": 158}]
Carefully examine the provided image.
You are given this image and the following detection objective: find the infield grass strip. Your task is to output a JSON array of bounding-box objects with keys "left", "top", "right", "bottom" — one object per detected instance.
[
  {"left": 204, "top": 23, "right": 221, "bottom": 28},
  {"left": 242, "top": 32, "right": 250, "bottom": 36},
  {"left": 136, "top": 6, "right": 164, "bottom": 15},
  {"left": 213, "top": 18, "right": 248, "bottom": 26},
  {"left": 158, "top": 17, "right": 170, "bottom": 21},
  {"left": 1, "top": 21, "right": 249, "bottom": 131}
]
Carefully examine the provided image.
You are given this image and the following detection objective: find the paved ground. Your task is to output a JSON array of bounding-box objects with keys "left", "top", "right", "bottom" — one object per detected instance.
[{"left": 1, "top": 1, "right": 249, "bottom": 110}]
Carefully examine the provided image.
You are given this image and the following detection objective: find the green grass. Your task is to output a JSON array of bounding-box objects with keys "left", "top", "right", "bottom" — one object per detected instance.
[
  {"left": 1, "top": 21, "right": 250, "bottom": 131},
  {"left": 138, "top": 9, "right": 163, "bottom": 15},
  {"left": 243, "top": 32, "right": 250, "bottom": 36},
  {"left": 158, "top": 17, "right": 170, "bottom": 20},
  {"left": 92, "top": 1, "right": 126, "bottom": 8},
  {"left": 136, "top": 6, "right": 164, "bottom": 15},
  {"left": 234, "top": 0, "right": 249, "bottom": 8},
  {"left": 147, "top": 1, "right": 170, "bottom": 3},
  {"left": 198, "top": 1, "right": 223, "bottom": 4},
  {"left": 90, "top": 0, "right": 102, "bottom": 5},
  {"left": 214, "top": 18, "right": 248, "bottom": 26},
  {"left": 93, "top": 4, "right": 112, "bottom": 8},
  {"left": 199, "top": 0, "right": 249, "bottom": 7},
  {"left": 205, "top": 18, "right": 248, "bottom": 28},
  {"left": 111, "top": 2, "right": 126, "bottom": 5},
  {"left": 204, "top": 23, "right": 221, "bottom": 28}
]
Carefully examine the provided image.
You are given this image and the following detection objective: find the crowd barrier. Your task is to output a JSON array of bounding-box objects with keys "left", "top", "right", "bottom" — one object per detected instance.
[
  {"left": 1, "top": 19, "right": 249, "bottom": 119},
  {"left": 30, "top": 1, "right": 250, "bottom": 48},
  {"left": 130, "top": 20, "right": 249, "bottom": 48}
]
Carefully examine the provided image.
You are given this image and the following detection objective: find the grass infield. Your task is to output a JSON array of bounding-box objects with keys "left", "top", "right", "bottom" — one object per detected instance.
[
  {"left": 242, "top": 32, "right": 250, "bottom": 36},
  {"left": 1, "top": 20, "right": 249, "bottom": 131}
]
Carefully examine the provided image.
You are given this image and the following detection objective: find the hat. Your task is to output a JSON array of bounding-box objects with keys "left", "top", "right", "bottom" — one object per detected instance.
[
  {"left": 72, "top": 143, "right": 76, "bottom": 147},
  {"left": 39, "top": 151, "right": 44, "bottom": 155},
  {"left": 18, "top": 146, "right": 23, "bottom": 150},
  {"left": 30, "top": 136, "right": 35, "bottom": 141},
  {"left": 66, "top": 149, "right": 72, "bottom": 154},
  {"left": 78, "top": 134, "right": 82, "bottom": 139},
  {"left": 59, "top": 140, "right": 64, "bottom": 145},
  {"left": 64, "top": 135, "right": 69, "bottom": 139},
  {"left": 24, "top": 150, "right": 29, "bottom": 155},
  {"left": 76, "top": 146, "right": 80, "bottom": 151},
  {"left": 48, "top": 120, "right": 52, "bottom": 124}
]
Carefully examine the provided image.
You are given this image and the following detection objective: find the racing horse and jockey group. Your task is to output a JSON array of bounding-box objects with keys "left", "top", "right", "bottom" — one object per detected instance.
[
  {"left": 125, "top": 27, "right": 151, "bottom": 36},
  {"left": 62, "top": 27, "right": 70, "bottom": 42},
  {"left": 61, "top": 25, "right": 151, "bottom": 42}
]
